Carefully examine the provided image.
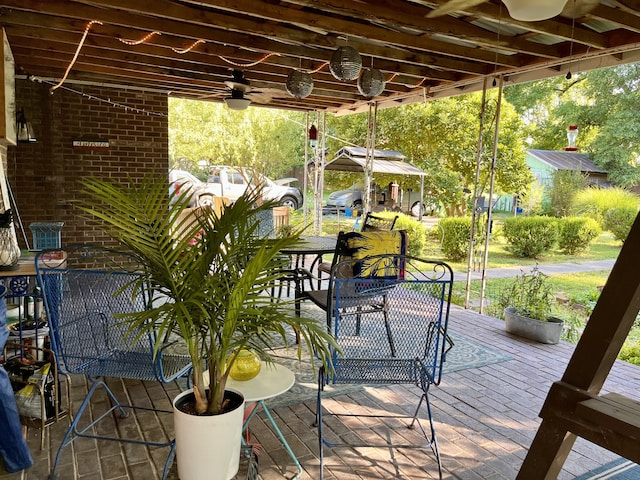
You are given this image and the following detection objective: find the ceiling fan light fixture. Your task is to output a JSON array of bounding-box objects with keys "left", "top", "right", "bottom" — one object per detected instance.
[
  {"left": 329, "top": 46, "right": 362, "bottom": 81},
  {"left": 502, "top": 0, "right": 569, "bottom": 21},
  {"left": 224, "top": 96, "right": 251, "bottom": 110},
  {"left": 357, "top": 68, "right": 386, "bottom": 98},
  {"left": 285, "top": 70, "right": 314, "bottom": 99}
]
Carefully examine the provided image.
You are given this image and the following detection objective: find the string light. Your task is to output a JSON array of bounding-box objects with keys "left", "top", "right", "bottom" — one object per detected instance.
[
  {"left": 305, "top": 62, "right": 329, "bottom": 74},
  {"left": 171, "top": 39, "right": 205, "bottom": 54},
  {"left": 50, "top": 20, "right": 103, "bottom": 93},
  {"left": 119, "top": 31, "right": 161, "bottom": 46},
  {"left": 219, "top": 52, "right": 278, "bottom": 67},
  {"left": 411, "top": 77, "right": 427, "bottom": 88},
  {"left": 39, "top": 78, "right": 167, "bottom": 117}
]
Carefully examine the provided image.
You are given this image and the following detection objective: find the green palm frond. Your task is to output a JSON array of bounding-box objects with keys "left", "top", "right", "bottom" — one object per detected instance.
[{"left": 77, "top": 173, "right": 337, "bottom": 415}]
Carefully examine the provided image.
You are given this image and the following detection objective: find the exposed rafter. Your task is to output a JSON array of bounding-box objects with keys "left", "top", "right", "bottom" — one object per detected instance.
[{"left": 4, "top": 0, "right": 640, "bottom": 113}]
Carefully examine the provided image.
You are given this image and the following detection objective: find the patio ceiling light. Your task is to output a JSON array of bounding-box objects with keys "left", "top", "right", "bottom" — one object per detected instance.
[
  {"left": 285, "top": 70, "right": 314, "bottom": 99},
  {"left": 329, "top": 46, "right": 362, "bottom": 81},
  {"left": 224, "top": 89, "right": 251, "bottom": 111},
  {"left": 502, "top": 0, "right": 569, "bottom": 21}
]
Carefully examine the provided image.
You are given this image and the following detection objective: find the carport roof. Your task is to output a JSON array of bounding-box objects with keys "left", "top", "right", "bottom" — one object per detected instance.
[{"left": 325, "top": 146, "right": 425, "bottom": 176}]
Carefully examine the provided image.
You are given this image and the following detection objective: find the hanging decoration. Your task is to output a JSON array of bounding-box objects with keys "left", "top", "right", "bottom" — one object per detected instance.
[
  {"left": 565, "top": 125, "right": 579, "bottom": 151},
  {"left": 329, "top": 46, "right": 362, "bottom": 81},
  {"left": 285, "top": 70, "right": 314, "bottom": 99},
  {"left": 308, "top": 124, "right": 318, "bottom": 148},
  {"left": 357, "top": 68, "right": 385, "bottom": 98}
]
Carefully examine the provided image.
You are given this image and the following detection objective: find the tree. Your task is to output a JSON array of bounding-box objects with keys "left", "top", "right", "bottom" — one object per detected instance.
[
  {"left": 504, "top": 65, "right": 640, "bottom": 187},
  {"left": 327, "top": 91, "right": 531, "bottom": 215},
  {"left": 169, "top": 99, "right": 306, "bottom": 178}
]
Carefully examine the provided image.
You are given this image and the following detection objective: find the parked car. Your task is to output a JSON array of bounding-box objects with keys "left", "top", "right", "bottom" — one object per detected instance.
[
  {"left": 169, "top": 169, "right": 219, "bottom": 207},
  {"left": 207, "top": 166, "right": 303, "bottom": 209},
  {"left": 325, "top": 183, "right": 365, "bottom": 211}
]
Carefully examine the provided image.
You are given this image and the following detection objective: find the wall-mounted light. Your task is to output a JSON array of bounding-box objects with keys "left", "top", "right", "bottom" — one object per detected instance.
[
  {"left": 308, "top": 124, "right": 318, "bottom": 149},
  {"left": 16, "top": 108, "right": 37, "bottom": 143}
]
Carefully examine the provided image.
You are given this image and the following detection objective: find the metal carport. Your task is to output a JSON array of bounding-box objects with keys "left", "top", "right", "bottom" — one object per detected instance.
[{"left": 324, "top": 146, "right": 426, "bottom": 215}]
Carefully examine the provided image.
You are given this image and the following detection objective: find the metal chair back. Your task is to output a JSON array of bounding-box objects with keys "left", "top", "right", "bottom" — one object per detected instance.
[{"left": 361, "top": 212, "right": 398, "bottom": 232}]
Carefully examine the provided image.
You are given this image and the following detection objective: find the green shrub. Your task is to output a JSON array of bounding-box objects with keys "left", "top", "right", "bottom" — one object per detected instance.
[
  {"left": 571, "top": 187, "right": 638, "bottom": 226},
  {"left": 439, "top": 217, "right": 471, "bottom": 261},
  {"left": 557, "top": 217, "right": 601, "bottom": 255},
  {"left": 386, "top": 212, "right": 426, "bottom": 257},
  {"left": 619, "top": 344, "right": 640, "bottom": 367},
  {"left": 604, "top": 207, "right": 637, "bottom": 243},
  {"left": 549, "top": 170, "right": 589, "bottom": 217},
  {"left": 502, "top": 216, "right": 558, "bottom": 258}
]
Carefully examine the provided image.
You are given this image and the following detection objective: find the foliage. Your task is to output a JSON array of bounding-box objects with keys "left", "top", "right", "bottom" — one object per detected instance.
[
  {"left": 620, "top": 344, "right": 640, "bottom": 367},
  {"left": 77, "top": 174, "right": 336, "bottom": 416},
  {"left": 325, "top": 92, "right": 531, "bottom": 216},
  {"left": 548, "top": 170, "right": 589, "bottom": 217},
  {"left": 557, "top": 217, "right": 601, "bottom": 255},
  {"left": 518, "top": 182, "right": 545, "bottom": 216},
  {"left": 385, "top": 212, "right": 426, "bottom": 257},
  {"left": 169, "top": 98, "right": 306, "bottom": 179},
  {"left": 439, "top": 217, "right": 471, "bottom": 261},
  {"left": 570, "top": 187, "right": 638, "bottom": 226},
  {"left": 603, "top": 207, "right": 638, "bottom": 243},
  {"left": 502, "top": 216, "right": 558, "bottom": 258},
  {"left": 497, "top": 266, "right": 555, "bottom": 321},
  {"left": 505, "top": 65, "right": 640, "bottom": 188}
]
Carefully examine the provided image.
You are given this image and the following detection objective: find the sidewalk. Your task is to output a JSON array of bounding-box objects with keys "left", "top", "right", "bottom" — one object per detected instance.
[{"left": 458, "top": 258, "right": 616, "bottom": 281}]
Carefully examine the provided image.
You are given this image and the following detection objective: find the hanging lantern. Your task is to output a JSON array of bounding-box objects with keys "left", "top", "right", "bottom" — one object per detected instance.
[
  {"left": 565, "top": 125, "right": 579, "bottom": 151},
  {"left": 309, "top": 124, "right": 318, "bottom": 149},
  {"left": 357, "top": 68, "right": 386, "bottom": 98},
  {"left": 285, "top": 70, "right": 314, "bottom": 99},
  {"left": 0, "top": 210, "right": 21, "bottom": 270},
  {"left": 329, "top": 46, "right": 362, "bottom": 81}
]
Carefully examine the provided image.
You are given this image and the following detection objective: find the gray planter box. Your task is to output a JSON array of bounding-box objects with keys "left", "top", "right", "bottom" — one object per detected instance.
[{"left": 504, "top": 307, "right": 564, "bottom": 345}]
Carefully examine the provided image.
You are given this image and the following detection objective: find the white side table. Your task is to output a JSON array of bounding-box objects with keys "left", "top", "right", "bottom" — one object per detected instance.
[{"left": 227, "top": 362, "right": 301, "bottom": 480}]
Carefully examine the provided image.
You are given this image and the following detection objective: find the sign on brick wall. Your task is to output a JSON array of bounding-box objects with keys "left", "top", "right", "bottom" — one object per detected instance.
[{"left": 72, "top": 138, "right": 109, "bottom": 149}]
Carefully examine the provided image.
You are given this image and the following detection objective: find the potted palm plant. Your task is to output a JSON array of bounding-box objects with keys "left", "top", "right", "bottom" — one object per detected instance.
[
  {"left": 77, "top": 174, "right": 335, "bottom": 480},
  {"left": 498, "top": 265, "right": 565, "bottom": 344}
]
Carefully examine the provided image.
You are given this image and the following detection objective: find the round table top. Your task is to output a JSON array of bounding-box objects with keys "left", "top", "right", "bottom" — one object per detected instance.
[
  {"left": 281, "top": 235, "right": 337, "bottom": 255},
  {"left": 226, "top": 362, "right": 295, "bottom": 403}
]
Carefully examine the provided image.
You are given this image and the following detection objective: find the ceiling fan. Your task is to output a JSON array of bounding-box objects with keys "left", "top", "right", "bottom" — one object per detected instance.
[
  {"left": 426, "top": 0, "right": 600, "bottom": 21},
  {"left": 219, "top": 70, "right": 286, "bottom": 109}
]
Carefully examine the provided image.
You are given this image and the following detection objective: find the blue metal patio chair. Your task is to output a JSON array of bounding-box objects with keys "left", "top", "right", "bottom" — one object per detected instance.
[
  {"left": 35, "top": 247, "right": 192, "bottom": 480},
  {"left": 295, "top": 230, "right": 407, "bottom": 354},
  {"left": 316, "top": 254, "right": 454, "bottom": 480}
]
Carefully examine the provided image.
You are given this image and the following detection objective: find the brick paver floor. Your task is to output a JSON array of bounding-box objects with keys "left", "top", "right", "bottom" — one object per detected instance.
[{"left": 2, "top": 302, "right": 635, "bottom": 479}]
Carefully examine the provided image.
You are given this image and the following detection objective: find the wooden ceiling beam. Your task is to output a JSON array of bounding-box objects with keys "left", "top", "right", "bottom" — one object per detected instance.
[{"left": 69, "top": 0, "right": 526, "bottom": 67}]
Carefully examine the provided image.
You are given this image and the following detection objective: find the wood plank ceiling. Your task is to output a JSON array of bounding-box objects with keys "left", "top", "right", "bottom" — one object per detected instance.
[{"left": 3, "top": 0, "right": 640, "bottom": 114}]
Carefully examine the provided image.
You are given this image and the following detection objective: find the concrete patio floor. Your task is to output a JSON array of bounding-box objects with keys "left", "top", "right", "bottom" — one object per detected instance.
[{"left": 2, "top": 302, "right": 637, "bottom": 480}]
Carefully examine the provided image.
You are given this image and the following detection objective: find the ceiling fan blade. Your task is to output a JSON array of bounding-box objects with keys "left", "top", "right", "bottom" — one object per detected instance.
[
  {"left": 426, "top": 0, "right": 489, "bottom": 18},
  {"left": 561, "top": 0, "right": 600, "bottom": 18}
]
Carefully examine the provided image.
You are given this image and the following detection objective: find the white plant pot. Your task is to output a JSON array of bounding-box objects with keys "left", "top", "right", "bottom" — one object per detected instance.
[{"left": 173, "top": 388, "right": 245, "bottom": 480}]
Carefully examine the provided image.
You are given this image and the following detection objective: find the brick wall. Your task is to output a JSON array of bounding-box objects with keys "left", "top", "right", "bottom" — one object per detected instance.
[{"left": 8, "top": 79, "right": 168, "bottom": 249}]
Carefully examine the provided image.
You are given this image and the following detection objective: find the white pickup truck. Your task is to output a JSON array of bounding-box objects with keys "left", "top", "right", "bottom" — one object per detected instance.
[{"left": 207, "top": 166, "right": 303, "bottom": 210}]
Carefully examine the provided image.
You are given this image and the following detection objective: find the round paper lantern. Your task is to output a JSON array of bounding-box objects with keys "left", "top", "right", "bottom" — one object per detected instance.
[
  {"left": 329, "top": 46, "right": 362, "bottom": 81},
  {"left": 358, "top": 68, "right": 386, "bottom": 98},
  {"left": 285, "top": 70, "right": 314, "bottom": 98}
]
